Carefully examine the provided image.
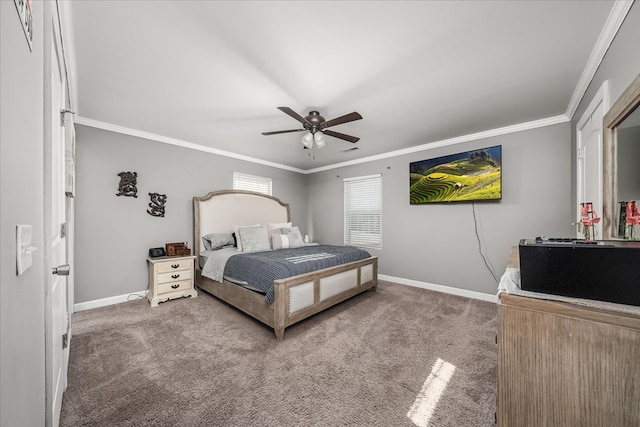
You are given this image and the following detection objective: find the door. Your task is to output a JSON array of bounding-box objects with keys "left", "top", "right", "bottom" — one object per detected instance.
[
  {"left": 45, "top": 25, "right": 69, "bottom": 427},
  {"left": 576, "top": 81, "right": 608, "bottom": 239}
]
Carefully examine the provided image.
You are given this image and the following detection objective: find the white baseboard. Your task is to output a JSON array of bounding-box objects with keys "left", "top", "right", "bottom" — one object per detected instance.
[
  {"left": 74, "top": 290, "right": 147, "bottom": 312},
  {"left": 74, "top": 276, "right": 497, "bottom": 312},
  {"left": 378, "top": 274, "right": 498, "bottom": 304}
]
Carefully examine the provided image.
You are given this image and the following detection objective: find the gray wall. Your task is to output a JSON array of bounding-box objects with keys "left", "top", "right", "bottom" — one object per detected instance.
[
  {"left": 0, "top": 1, "right": 46, "bottom": 425},
  {"left": 308, "top": 124, "right": 573, "bottom": 295},
  {"left": 571, "top": 2, "right": 640, "bottom": 209},
  {"left": 74, "top": 126, "right": 308, "bottom": 303}
]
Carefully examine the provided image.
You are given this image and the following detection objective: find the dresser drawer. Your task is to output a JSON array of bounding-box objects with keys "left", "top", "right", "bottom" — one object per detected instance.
[
  {"left": 157, "top": 279, "right": 192, "bottom": 295},
  {"left": 156, "top": 259, "right": 193, "bottom": 273},
  {"left": 157, "top": 269, "right": 192, "bottom": 284}
]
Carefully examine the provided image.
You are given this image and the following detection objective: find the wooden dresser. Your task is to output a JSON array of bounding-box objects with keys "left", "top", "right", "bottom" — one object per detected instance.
[
  {"left": 147, "top": 255, "right": 198, "bottom": 307},
  {"left": 497, "top": 248, "right": 640, "bottom": 426}
]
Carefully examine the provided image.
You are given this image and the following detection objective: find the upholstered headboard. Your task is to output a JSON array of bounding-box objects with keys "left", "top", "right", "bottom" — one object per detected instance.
[{"left": 193, "top": 190, "right": 290, "bottom": 259}]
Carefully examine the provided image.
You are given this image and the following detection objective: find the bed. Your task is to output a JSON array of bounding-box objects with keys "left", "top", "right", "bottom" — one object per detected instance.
[{"left": 193, "top": 190, "right": 378, "bottom": 340}]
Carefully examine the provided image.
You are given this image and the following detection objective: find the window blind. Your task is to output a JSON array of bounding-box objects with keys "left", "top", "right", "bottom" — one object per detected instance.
[
  {"left": 233, "top": 172, "right": 272, "bottom": 196},
  {"left": 344, "top": 174, "right": 382, "bottom": 249}
]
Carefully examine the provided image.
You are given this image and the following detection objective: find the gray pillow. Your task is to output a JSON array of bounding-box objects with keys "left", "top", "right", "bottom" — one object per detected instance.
[
  {"left": 202, "top": 233, "right": 235, "bottom": 251},
  {"left": 238, "top": 225, "right": 271, "bottom": 252}
]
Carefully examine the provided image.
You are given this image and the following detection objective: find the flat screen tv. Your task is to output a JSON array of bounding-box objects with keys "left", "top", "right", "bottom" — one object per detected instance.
[{"left": 410, "top": 145, "right": 502, "bottom": 204}]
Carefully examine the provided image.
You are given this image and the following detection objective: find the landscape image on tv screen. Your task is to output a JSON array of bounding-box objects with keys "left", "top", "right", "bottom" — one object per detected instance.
[{"left": 410, "top": 145, "right": 502, "bottom": 204}]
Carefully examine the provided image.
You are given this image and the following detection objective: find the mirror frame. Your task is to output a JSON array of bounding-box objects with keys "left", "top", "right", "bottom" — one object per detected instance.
[{"left": 602, "top": 72, "right": 640, "bottom": 239}]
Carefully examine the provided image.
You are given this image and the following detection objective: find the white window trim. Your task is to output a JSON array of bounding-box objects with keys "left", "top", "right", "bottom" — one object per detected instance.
[
  {"left": 233, "top": 172, "right": 272, "bottom": 196},
  {"left": 344, "top": 173, "right": 382, "bottom": 249}
]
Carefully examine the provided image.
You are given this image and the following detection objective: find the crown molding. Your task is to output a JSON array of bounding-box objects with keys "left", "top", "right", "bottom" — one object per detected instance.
[
  {"left": 305, "top": 115, "right": 569, "bottom": 174},
  {"left": 74, "top": 116, "right": 307, "bottom": 174},
  {"left": 565, "top": 0, "right": 634, "bottom": 120}
]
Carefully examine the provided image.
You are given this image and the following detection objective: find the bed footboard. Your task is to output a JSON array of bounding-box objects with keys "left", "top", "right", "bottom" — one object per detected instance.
[{"left": 272, "top": 257, "right": 378, "bottom": 340}]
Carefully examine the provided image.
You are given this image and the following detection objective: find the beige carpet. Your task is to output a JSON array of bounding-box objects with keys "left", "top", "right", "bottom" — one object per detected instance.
[{"left": 60, "top": 281, "right": 497, "bottom": 426}]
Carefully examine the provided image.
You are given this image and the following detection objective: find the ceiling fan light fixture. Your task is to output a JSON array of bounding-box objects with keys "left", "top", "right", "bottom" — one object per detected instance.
[
  {"left": 301, "top": 131, "right": 314, "bottom": 148},
  {"left": 314, "top": 131, "right": 326, "bottom": 148}
]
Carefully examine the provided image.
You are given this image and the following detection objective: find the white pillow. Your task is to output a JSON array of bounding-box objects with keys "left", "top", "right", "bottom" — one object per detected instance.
[{"left": 237, "top": 225, "right": 270, "bottom": 252}]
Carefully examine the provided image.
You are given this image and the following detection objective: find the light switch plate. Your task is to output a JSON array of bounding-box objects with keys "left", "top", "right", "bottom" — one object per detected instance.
[{"left": 16, "top": 225, "right": 35, "bottom": 276}]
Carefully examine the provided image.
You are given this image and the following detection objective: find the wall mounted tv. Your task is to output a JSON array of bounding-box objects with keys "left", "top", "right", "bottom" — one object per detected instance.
[{"left": 410, "top": 145, "right": 502, "bottom": 204}]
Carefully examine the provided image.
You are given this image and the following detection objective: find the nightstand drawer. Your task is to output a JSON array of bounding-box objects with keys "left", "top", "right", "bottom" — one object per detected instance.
[
  {"left": 157, "top": 279, "right": 192, "bottom": 295},
  {"left": 156, "top": 260, "right": 192, "bottom": 273},
  {"left": 157, "top": 269, "right": 192, "bottom": 284}
]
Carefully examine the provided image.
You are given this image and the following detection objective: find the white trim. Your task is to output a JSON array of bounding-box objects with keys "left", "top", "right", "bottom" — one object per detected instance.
[
  {"left": 577, "top": 81, "right": 610, "bottom": 130},
  {"left": 76, "top": 114, "right": 567, "bottom": 175},
  {"left": 343, "top": 173, "right": 382, "bottom": 182},
  {"left": 74, "top": 290, "right": 147, "bottom": 312},
  {"left": 74, "top": 116, "right": 307, "bottom": 174},
  {"left": 306, "top": 115, "right": 569, "bottom": 173},
  {"left": 74, "top": 276, "right": 498, "bottom": 311},
  {"left": 379, "top": 274, "right": 498, "bottom": 304},
  {"left": 565, "top": 0, "right": 634, "bottom": 120}
]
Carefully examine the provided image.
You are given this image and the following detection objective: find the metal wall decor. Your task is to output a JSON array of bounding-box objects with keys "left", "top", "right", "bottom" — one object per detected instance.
[
  {"left": 147, "top": 193, "right": 167, "bottom": 217},
  {"left": 116, "top": 171, "right": 138, "bottom": 197}
]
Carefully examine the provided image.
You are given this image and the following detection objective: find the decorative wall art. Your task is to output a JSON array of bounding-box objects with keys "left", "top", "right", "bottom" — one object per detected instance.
[
  {"left": 410, "top": 145, "right": 502, "bottom": 204},
  {"left": 116, "top": 171, "right": 138, "bottom": 197},
  {"left": 147, "top": 193, "right": 167, "bottom": 217},
  {"left": 14, "top": 0, "right": 33, "bottom": 51}
]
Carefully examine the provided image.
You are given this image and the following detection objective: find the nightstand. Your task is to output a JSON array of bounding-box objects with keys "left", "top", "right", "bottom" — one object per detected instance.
[{"left": 147, "top": 255, "right": 197, "bottom": 307}]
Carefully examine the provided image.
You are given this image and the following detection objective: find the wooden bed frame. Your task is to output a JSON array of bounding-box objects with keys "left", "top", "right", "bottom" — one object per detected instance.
[{"left": 193, "top": 190, "right": 378, "bottom": 340}]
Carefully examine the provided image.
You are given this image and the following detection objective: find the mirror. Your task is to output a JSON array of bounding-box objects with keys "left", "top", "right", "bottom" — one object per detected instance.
[{"left": 602, "top": 72, "right": 640, "bottom": 239}]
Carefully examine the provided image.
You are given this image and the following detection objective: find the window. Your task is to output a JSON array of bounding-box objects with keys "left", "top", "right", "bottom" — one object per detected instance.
[
  {"left": 233, "top": 172, "right": 272, "bottom": 196},
  {"left": 344, "top": 174, "right": 382, "bottom": 249}
]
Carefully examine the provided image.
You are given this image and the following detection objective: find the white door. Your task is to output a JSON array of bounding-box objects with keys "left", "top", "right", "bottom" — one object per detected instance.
[
  {"left": 46, "top": 29, "right": 69, "bottom": 427},
  {"left": 576, "top": 82, "right": 608, "bottom": 239}
]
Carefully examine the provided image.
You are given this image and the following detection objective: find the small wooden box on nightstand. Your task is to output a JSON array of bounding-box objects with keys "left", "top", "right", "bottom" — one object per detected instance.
[{"left": 147, "top": 255, "right": 197, "bottom": 307}]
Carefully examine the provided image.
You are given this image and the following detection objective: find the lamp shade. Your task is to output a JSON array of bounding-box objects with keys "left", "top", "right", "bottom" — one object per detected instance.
[
  {"left": 314, "top": 132, "right": 326, "bottom": 148},
  {"left": 301, "top": 131, "right": 314, "bottom": 148}
]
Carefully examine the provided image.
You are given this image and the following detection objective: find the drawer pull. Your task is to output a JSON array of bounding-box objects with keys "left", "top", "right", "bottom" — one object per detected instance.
[
  {"left": 171, "top": 274, "right": 180, "bottom": 279},
  {"left": 171, "top": 284, "right": 180, "bottom": 289},
  {"left": 171, "top": 264, "right": 180, "bottom": 269}
]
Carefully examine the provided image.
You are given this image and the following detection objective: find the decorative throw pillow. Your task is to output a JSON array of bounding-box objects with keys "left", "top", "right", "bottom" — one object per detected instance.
[
  {"left": 271, "top": 227, "right": 304, "bottom": 249},
  {"left": 238, "top": 225, "right": 271, "bottom": 252},
  {"left": 202, "top": 233, "right": 235, "bottom": 251},
  {"left": 233, "top": 224, "right": 260, "bottom": 252}
]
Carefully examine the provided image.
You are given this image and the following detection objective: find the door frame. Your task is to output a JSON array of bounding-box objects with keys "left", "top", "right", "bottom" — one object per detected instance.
[
  {"left": 576, "top": 80, "right": 609, "bottom": 238},
  {"left": 43, "top": 2, "right": 72, "bottom": 426}
]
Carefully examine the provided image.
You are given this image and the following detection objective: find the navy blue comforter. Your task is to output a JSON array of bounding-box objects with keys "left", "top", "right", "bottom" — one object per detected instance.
[{"left": 223, "top": 245, "right": 371, "bottom": 302}]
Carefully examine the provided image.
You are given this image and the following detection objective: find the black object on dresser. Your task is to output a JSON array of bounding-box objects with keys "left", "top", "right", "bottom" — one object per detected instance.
[{"left": 519, "top": 238, "right": 640, "bottom": 307}]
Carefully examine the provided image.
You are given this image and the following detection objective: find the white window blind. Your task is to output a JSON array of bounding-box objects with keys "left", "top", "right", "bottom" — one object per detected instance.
[
  {"left": 344, "top": 174, "right": 382, "bottom": 249},
  {"left": 233, "top": 172, "right": 272, "bottom": 196}
]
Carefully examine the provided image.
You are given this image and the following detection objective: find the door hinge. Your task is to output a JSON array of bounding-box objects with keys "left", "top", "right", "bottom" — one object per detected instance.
[
  {"left": 577, "top": 147, "right": 585, "bottom": 160},
  {"left": 61, "top": 222, "right": 67, "bottom": 238},
  {"left": 62, "top": 333, "right": 68, "bottom": 349},
  {"left": 60, "top": 109, "right": 75, "bottom": 126}
]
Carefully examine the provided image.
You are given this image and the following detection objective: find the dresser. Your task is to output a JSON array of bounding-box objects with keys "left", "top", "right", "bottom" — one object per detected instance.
[
  {"left": 147, "top": 255, "right": 197, "bottom": 307},
  {"left": 497, "top": 248, "right": 640, "bottom": 426}
]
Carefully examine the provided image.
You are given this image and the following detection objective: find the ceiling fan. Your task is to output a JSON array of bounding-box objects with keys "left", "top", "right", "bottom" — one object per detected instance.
[{"left": 262, "top": 106, "right": 362, "bottom": 149}]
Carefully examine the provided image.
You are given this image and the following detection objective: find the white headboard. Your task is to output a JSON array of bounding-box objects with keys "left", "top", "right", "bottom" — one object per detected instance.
[{"left": 193, "top": 190, "right": 290, "bottom": 258}]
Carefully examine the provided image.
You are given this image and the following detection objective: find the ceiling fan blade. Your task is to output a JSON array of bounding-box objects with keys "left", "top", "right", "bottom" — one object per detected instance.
[
  {"left": 322, "top": 112, "right": 362, "bottom": 129},
  {"left": 277, "top": 106, "right": 308, "bottom": 125},
  {"left": 323, "top": 129, "right": 360, "bottom": 143},
  {"left": 261, "top": 129, "right": 305, "bottom": 136}
]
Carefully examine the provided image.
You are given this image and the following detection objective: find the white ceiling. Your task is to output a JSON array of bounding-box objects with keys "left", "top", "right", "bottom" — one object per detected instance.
[{"left": 68, "top": 0, "right": 622, "bottom": 172}]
